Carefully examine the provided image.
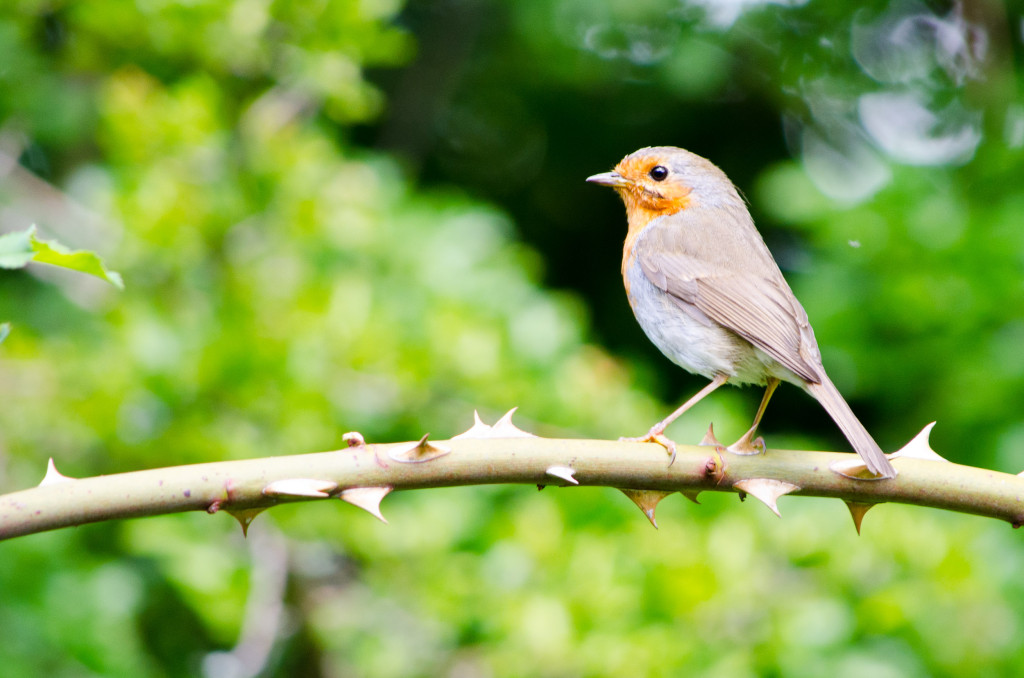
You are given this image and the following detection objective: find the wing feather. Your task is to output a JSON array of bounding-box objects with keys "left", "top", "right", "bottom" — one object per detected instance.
[{"left": 635, "top": 222, "right": 822, "bottom": 383}]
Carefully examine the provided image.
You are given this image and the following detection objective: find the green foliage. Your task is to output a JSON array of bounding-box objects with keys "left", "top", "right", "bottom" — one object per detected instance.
[
  {"left": 0, "top": 225, "right": 124, "bottom": 288},
  {"left": 2, "top": 0, "right": 1024, "bottom": 676}
]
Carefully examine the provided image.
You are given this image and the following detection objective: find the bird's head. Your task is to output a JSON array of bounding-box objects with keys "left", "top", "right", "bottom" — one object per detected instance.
[{"left": 587, "top": 146, "right": 742, "bottom": 225}]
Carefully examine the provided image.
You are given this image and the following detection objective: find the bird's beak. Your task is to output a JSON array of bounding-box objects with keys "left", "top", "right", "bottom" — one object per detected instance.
[{"left": 586, "top": 171, "right": 630, "bottom": 188}]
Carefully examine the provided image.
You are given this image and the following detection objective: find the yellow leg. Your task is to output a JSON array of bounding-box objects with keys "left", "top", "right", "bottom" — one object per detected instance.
[
  {"left": 622, "top": 374, "right": 729, "bottom": 464},
  {"left": 728, "top": 377, "right": 780, "bottom": 455}
]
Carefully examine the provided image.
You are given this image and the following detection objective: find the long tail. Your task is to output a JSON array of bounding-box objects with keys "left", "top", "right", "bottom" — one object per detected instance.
[{"left": 805, "top": 375, "right": 896, "bottom": 479}]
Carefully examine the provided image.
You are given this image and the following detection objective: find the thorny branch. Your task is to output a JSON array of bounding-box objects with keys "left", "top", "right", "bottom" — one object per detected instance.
[{"left": 1, "top": 410, "right": 1022, "bottom": 541}]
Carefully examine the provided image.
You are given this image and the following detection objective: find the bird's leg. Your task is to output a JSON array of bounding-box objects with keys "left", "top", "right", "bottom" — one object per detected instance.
[
  {"left": 621, "top": 374, "right": 729, "bottom": 464},
  {"left": 728, "top": 377, "right": 780, "bottom": 455}
]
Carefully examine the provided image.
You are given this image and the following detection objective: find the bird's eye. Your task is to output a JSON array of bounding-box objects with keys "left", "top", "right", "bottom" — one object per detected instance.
[{"left": 649, "top": 165, "right": 668, "bottom": 181}]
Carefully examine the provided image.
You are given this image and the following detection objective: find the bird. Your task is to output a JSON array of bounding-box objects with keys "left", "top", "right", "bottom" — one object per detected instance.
[{"left": 587, "top": 146, "right": 896, "bottom": 479}]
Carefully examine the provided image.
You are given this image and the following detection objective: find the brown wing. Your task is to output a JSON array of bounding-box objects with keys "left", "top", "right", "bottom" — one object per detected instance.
[{"left": 634, "top": 222, "right": 823, "bottom": 384}]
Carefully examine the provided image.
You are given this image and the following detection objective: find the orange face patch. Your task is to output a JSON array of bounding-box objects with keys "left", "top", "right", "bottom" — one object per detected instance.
[
  {"left": 612, "top": 156, "right": 693, "bottom": 227},
  {"left": 606, "top": 152, "right": 695, "bottom": 285}
]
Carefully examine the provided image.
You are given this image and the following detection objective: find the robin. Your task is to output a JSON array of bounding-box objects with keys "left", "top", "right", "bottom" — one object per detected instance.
[{"left": 587, "top": 146, "right": 896, "bottom": 479}]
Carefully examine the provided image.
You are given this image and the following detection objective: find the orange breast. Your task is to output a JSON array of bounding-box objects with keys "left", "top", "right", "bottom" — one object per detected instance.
[{"left": 618, "top": 190, "right": 691, "bottom": 292}]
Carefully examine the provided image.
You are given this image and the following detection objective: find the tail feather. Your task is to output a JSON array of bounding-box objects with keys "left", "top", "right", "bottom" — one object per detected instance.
[{"left": 806, "top": 375, "right": 896, "bottom": 479}]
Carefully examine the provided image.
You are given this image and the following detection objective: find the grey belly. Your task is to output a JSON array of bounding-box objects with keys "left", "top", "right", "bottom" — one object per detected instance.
[{"left": 625, "top": 261, "right": 783, "bottom": 386}]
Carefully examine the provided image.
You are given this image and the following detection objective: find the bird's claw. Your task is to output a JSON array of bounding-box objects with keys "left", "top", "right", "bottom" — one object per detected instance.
[{"left": 620, "top": 430, "right": 678, "bottom": 466}]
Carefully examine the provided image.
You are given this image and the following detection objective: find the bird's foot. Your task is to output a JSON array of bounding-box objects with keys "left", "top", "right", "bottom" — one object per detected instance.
[
  {"left": 727, "top": 434, "right": 766, "bottom": 456},
  {"left": 620, "top": 429, "right": 678, "bottom": 466}
]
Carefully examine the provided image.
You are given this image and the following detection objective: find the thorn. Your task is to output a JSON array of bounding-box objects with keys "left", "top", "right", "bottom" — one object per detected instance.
[
  {"left": 227, "top": 508, "right": 266, "bottom": 537},
  {"left": 388, "top": 434, "right": 452, "bottom": 463},
  {"left": 263, "top": 478, "right": 339, "bottom": 498},
  {"left": 340, "top": 486, "right": 392, "bottom": 523},
  {"left": 829, "top": 458, "right": 891, "bottom": 481},
  {"left": 890, "top": 422, "right": 945, "bottom": 462},
  {"left": 39, "top": 458, "right": 75, "bottom": 487},
  {"left": 545, "top": 465, "right": 579, "bottom": 485},
  {"left": 618, "top": 488, "right": 674, "bottom": 528},
  {"left": 452, "top": 411, "right": 493, "bottom": 439},
  {"left": 491, "top": 408, "right": 536, "bottom": 438},
  {"left": 727, "top": 435, "right": 766, "bottom": 456},
  {"left": 699, "top": 423, "right": 721, "bottom": 446},
  {"left": 342, "top": 431, "right": 365, "bottom": 447},
  {"left": 732, "top": 478, "right": 800, "bottom": 517},
  {"left": 452, "top": 408, "right": 536, "bottom": 440},
  {"left": 680, "top": 490, "right": 702, "bottom": 504},
  {"left": 844, "top": 501, "right": 875, "bottom": 535}
]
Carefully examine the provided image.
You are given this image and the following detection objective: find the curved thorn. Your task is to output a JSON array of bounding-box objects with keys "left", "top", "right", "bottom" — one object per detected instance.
[
  {"left": 680, "top": 490, "right": 702, "bottom": 505},
  {"left": 492, "top": 407, "right": 536, "bottom": 438},
  {"left": 227, "top": 508, "right": 267, "bottom": 537},
  {"left": 340, "top": 486, "right": 392, "bottom": 523},
  {"left": 699, "top": 423, "right": 721, "bottom": 447},
  {"left": 389, "top": 434, "right": 452, "bottom": 463},
  {"left": 890, "top": 422, "right": 944, "bottom": 462},
  {"left": 263, "top": 478, "right": 338, "bottom": 498},
  {"left": 618, "top": 488, "right": 674, "bottom": 528},
  {"left": 39, "top": 458, "right": 75, "bottom": 487},
  {"left": 732, "top": 478, "right": 800, "bottom": 517},
  {"left": 844, "top": 501, "right": 875, "bottom": 535},
  {"left": 452, "top": 410, "right": 493, "bottom": 440},
  {"left": 545, "top": 465, "right": 579, "bottom": 485}
]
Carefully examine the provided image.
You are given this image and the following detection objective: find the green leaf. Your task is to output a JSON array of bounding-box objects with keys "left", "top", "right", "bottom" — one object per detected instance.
[
  {"left": 0, "top": 228, "right": 35, "bottom": 269},
  {"left": 0, "top": 226, "right": 124, "bottom": 289}
]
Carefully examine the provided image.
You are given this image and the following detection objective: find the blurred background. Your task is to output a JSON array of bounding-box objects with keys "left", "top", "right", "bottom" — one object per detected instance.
[{"left": 2, "top": 0, "right": 1024, "bottom": 675}]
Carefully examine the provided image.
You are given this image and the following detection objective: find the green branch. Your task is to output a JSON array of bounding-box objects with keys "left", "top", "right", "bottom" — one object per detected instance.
[{"left": 1, "top": 416, "right": 1022, "bottom": 541}]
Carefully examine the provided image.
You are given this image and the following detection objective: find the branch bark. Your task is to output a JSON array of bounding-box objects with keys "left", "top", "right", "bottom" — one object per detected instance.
[{"left": 2, "top": 424, "right": 1023, "bottom": 541}]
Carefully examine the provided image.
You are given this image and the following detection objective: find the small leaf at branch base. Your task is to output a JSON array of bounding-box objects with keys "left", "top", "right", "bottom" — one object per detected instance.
[
  {"left": 844, "top": 501, "right": 876, "bottom": 535},
  {"left": 545, "top": 466, "right": 579, "bottom": 485},
  {"left": 340, "top": 486, "right": 392, "bottom": 523},
  {"left": 389, "top": 434, "right": 452, "bottom": 463},
  {"left": 39, "top": 458, "right": 75, "bottom": 487},
  {"left": 732, "top": 478, "right": 800, "bottom": 517},
  {"left": 618, "top": 489, "right": 674, "bottom": 528},
  {"left": 227, "top": 508, "right": 267, "bottom": 537},
  {"left": 263, "top": 478, "right": 339, "bottom": 498}
]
